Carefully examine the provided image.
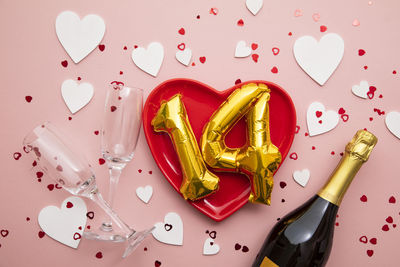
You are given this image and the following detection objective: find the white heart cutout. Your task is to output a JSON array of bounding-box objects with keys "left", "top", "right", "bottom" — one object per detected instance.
[
  {"left": 307, "top": 102, "right": 339, "bottom": 136},
  {"left": 246, "top": 0, "right": 263, "bottom": 15},
  {"left": 203, "top": 237, "right": 220, "bottom": 255},
  {"left": 293, "top": 169, "right": 311, "bottom": 187},
  {"left": 38, "top": 196, "right": 87, "bottom": 248},
  {"left": 176, "top": 48, "right": 192, "bottom": 66},
  {"left": 235, "top": 41, "right": 252, "bottom": 58},
  {"left": 56, "top": 11, "right": 105, "bottom": 63},
  {"left": 136, "top": 185, "right": 153, "bottom": 204},
  {"left": 352, "top": 80, "right": 369, "bottom": 99},
  {"left": 61, "top": 79, "right": 94, "bottom": 114},
  {"left": 131, "top": 42, "right": 164, "bottom": 77},
  {"left": 293, "top": 33, "right": 344, "bottom": 85},
  {"left": 386, "top": 111, "right": 400, "bottom": 139},
  {"left": 152, "top": 212, "right": 183, "bottom": 246}
]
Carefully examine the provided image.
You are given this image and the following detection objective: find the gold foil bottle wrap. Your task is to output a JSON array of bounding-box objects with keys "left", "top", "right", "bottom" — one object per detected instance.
[
  {"left": 318, "top": 130, "right": 377, "bottom": 206},
  {"left": 201, "top": 83, "right": 282, "bottom": 205},
  {"left": 345, "top": 129, "right": 378, "bottom": 162},
  {"left": 151, "top": 94, "right": 219, "bottom": 201}
]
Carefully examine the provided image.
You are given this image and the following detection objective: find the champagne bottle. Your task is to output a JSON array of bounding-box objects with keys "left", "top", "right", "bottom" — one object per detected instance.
[{"left": 252, "top": 130, "right": 377, "bottom": 267}]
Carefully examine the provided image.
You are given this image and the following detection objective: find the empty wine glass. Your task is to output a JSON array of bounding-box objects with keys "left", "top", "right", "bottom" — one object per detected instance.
[
  {"left": 23, "top": 122, "right": 153, "bottom": 258},
  {"left": 100, "top": 82, "right": 143, "bottom": 235}
]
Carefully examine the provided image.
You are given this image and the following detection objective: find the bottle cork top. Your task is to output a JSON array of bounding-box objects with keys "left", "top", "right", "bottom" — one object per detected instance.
[{"left": 345, "top": 130, "right": 378, "bottom": 162}]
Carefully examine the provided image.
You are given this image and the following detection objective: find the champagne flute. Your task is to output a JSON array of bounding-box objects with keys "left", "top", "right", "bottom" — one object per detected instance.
[
  {"left": 23, "top": 122, "right": 153, "bottom": 258},
  {"left": 100, "top": 82, "right": 143, "bottom": 234}
]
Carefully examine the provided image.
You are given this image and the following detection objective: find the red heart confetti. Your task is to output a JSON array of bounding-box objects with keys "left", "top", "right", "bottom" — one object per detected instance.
[
  {"left": 338, "top": 108, "right": 345, "bottom": 115},
  {"left": 295, "top": 125, "right": 300, "bottom": 133},
  {"left": 47, "top": 184, "right": 54, "bottom": 191},
  {"left": 66, "top": 202, "right": 73, "bottom": 208},
  {"left": 38, "top": 231, "right": 45, "bottom": 238},
  {"left": 86, "top": 211, "right": 94, "bottom": 219},
  {"left": 99, "top": 158, "right": 105, "bottom": 165},
  {"left": 289, "top": 152, "right": 298, "bottom": 160},
  {"left": 271, "top": 66, "right": 278, "bottom": 74},
  {"left": 199, "top": 57, "right": 206, "bottom": 64},
  {"left": 234, "top": 243, "right": 241, "bottom": 250},
  {"left": 209, "top": 8, "right": 218, "bottom": 15},
  {"left": 155, "top": 260, "right": 162, "bottom": 267},
  {"left": 94, "top": 130, "right": 99, "bottom": 135},
  {"left": 98, "top": 44, "right": 105, "bottom": 51},
  {"left": 73, "top": 232, "right": 81, "bottom": 240},
  {"left": 61, "top": 60, "right": 68, "bottom": 68},
  {"left": 252, "top": 54, "right": 259, "bottom": 63},
  {"left": 316, "top": 111, "right": 323, "bottom": 118},
  {"left": 272, "top": 47, "right": 280, "bottom": 55},
  {"left": 123, "top": 46, "right": 127, "bottom": 50},
  {"left": 341, "top": 114, "right": 349, "bottom": 122},
  {"left": 95, "top": 252, "right": 103, "bottom": 259},
  {"left": 360, "top": 195, "right": 368, "bottom": 202},
  {"left": 386, "top": 216, "right": 394, "bottom": 224},
  {"left": 320, "top": 25, "right": 327, "bottom": 32},
  {"left": 13, "top": 152, "right": 22, "bottom": 160},
  {"left": 36, "top": 171, "right": 43, "bottom": 178},
  {"left": 359, "top": 236, "right": 368, "bottom": 243},
  {"left": 237, "top": 19, "right": 244, "bottom": 26},
  {"left": 389, "top": 196, "right": 396, "bottom": 203},
  {"left": 242, "top": 246, "right": 249, "bottom": 252},
  {"left": 370, "top": 238, "right": 377, "bottom": 245},
  {"left": 138, "top": 169, "right": 142, "bottom": 173},
  {"left": 111, "top": 106, "right": 117, "bottom": 112},
  {"left": 177, "top": 43, "right": 185, "bottom": 51},
  {"left": 25, "top": 96, "right": 32, "bottom": 103},
  {"left": 235, "top": 79, "right": 242, "bottom": 85},
  {"left": 251, "top": 43, "right": 258, "bottom": 50},
  {"left": 367, "top": 250, "right": 374, "bottom": 257},
  {"left": 178, "top": 28, "right": 185, "bottom": 35},
  {"left": 358, "top": 49, "right": 366, "bottom": 56},
  {"left": 382, "top": 224, "right": 389, "bottom": 231},
  {"left": 279, "top": 181, "right": 287, "bottom": 188},
  {"left": 0, "top": 230, "right": 9, "bottom": 237}
]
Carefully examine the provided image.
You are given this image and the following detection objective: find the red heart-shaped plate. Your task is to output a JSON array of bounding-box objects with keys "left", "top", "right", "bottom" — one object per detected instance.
[{"left": 143, "top": 79, "right": 296, "bottom": 221}]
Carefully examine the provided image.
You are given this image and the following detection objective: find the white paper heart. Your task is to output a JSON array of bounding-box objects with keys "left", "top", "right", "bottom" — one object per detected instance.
[
  {"left": 293, "top": 169, "right": 311, "bottom": 187},
  {"left": 235, "top": 41, "right": 252, "bottom": 58},
  {"left": 176, "top": 48, "right": 192, "bottom": 66},
  {"left": 136, "top": 185, "right": 153, "bottom": 204},
  {"left": 131, "top": 42, "right": 164, "bottom": 77},
  {"left": 352, "top": 80, "right": 369, "bottom": 99},
  {"left": 61, "top": 79, "right": 94, "bottom": 114},
  {"left": 386, "top": 111, "right": 400, "bottom": 139},
  {"left": 203, "top": 237, "right": 220, "bottom": 255},
  {"left": 152, "top": 212, "right": 183, "bottom": 246},
  {"left": 246, "top": 0, "right": 263, "bottom": 15},
  {"left": 56, "top": 11, "right": 105, "bottom": 63},
  {"left": 293, "top": 33, "right": 344, "bottom": 85},
  {"left": 38, "top": 196, "right": 87, "bottom": 248},
  {"left": 307, "top": 102, "right": 339, "bottom": 136}
]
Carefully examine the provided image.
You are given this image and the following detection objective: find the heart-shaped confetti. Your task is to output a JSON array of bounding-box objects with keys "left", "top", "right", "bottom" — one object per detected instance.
[
  {"left": 152, "top": 212, "right": 183, "bottom": 246},
  {"left": 136, "top": 185, "right": 153, "bottom": 204},
  {"left": 131, "top": 42, "right": 164, "bottom": 77},
  {"left": 38, "top": 196, "right": 87, "bottom": 248},
  {"left": 385, "top": 111, "right": 400, "bottom": 139},
  {"left": 61, "top": 79, "right": 94, "bottom": 114},
  {"left": 56, "top": 11, "right": 105, "bottom": 63},
  {"left": 246, "top": 0, "right": 263, "bottom": 16},
  {"left": 312, "top": 13, "right": 321, "bottom": 22},
  {"left": 352, "top": 80, "right": 369, "bottom": 99},
  {"left": 176, "top": 48, "right": 192, "bottom": 66},
  {"left": 307, "top": 102, "right": 339, "bottom": 136},
  {"left": 293, "top": 33, "right": 344, "bottom": 85},
  {"left": 203, "top": 237, "right": 220, "bottom": 255},
  {"left": 234, "top": 41, "right": 252, "bottom": 58},
  {"left": 293, "top": 169, "right": 310, "bottom": 187}
]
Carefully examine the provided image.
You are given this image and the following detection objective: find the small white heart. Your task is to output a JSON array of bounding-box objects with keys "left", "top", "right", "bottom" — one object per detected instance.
[
  {"left": 152, "top": 212, "right": 183, "bottom": 246},
  {"left": 307, "top": 102, "right": 339, "bottom": 136},
  {"left": 352, "top": 80, "right": 369, "bottom": 99},
  {"left": 293, "top": 169, "right": 310, "bottom": 187},
  {"left": 293, "top": 33, "right": 344, "bottom": 85},
  {"left": 235, "top": 41, "right": 252, "bottom": 58},
  {"left": 56, "top": 11, "right": 105, "bottom": 63},
  {"left": 246, "top": 0, "right": 263, "bottom": 15},
  {"left": 176, "top": 48, "right": 192, "bottom": 66},
  {"left": 61, "top": 79, "right": 94, "bottom": 114},
  {"left": 38, "top": 196, "right": 87, "bottom": 248},
  {"left": 136, "top": 185, "right": 153, "bottom": 204},
  {"left": 131, "top": 42, "right": 164, "bottom": 77},
  {"left": 386, "top": 111, "right": 400, "bottom": 139},
  {"left": 203, "top": 237, "right": 220, "bottom": 255}
]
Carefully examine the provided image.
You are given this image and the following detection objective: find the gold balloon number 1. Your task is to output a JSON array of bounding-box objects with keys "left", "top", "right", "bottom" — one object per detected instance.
[{"left": 152, "top": 83, "right": 282, "bottom": 204}]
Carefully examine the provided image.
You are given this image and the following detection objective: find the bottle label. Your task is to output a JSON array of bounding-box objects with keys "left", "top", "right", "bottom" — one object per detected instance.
[{"left": 260, "top": 256, "right": 279, "bottom": 267}]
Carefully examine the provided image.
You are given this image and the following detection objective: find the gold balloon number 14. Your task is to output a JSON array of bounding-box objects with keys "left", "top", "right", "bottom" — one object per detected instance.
[{"left": 152, "top": 83, "right": 282, "bottom": 204}]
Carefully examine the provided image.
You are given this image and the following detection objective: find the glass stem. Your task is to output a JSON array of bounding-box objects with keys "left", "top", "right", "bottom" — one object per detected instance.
[
  {"left": 89, "top": 188, "right": 134, "bottom": 237},
  {"left": 103, "top": 161, "right": 126, "bottom": 229}
]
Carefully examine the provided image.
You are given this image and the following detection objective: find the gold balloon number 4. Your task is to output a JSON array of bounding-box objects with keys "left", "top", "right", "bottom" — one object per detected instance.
[{"left": 152, "top": 83, "right": 282, "bottom": 204}]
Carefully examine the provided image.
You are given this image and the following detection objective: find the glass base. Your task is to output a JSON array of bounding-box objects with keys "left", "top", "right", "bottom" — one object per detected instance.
[
  {"left": 83, "top": 229, "right": 127, "bottom": 243},
  {"left": 123, "top": 226, "right": 155, "bottom": 258}
]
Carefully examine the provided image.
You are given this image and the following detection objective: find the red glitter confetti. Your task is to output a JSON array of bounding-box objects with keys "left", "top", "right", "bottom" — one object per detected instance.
[
  {"left": 358, "top": 49, "right": 366, "bottom": 56},
  {"left": 99, "top": 158, "right": 105, "bottom": 165},
  {"left": 271, "top": 66, "right": 278, "bottom": 73},
  {"left": 360, "top": 195, "right": 367, "bottom": 202},
  {"left": 95, "top": 252, "right": 103, "bottom": 259},
  {"left": 25, "top": 96, "right": 32, "bottom": 103},
  {"left": 178, "top": 28, "right": 185, "bottom": 35},
  {"left": 252, "top": 54, "right": 259, "bottom": 63},
  {"left": 199, "top": 56, "right": 206, "bottom": 64},
  {"left": 237, "top": 19, "right": 244, "bottom": 26},
  {"left": 61, "top": 60, "right": 68, "bottom": 68},
  {"left": 320, "top": 25, "right": 327, "bottom": 32},
  {"left": 98, "top": 44, "right": 105, "bottom": 51}
]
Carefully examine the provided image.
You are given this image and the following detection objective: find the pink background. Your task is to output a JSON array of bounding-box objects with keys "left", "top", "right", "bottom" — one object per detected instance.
[{"left": 1, "top": 0, "right": 400, "bottom": 266}]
